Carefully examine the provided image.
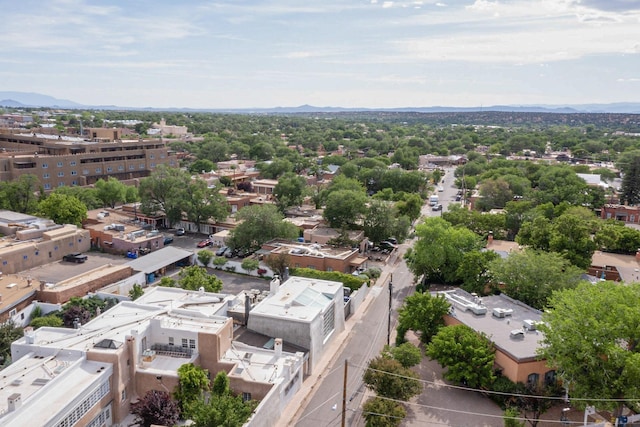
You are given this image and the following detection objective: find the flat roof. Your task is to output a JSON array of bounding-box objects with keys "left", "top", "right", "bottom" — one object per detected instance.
[
  {"left": 250, "top": 276, "right": 342, "bottom": 322},
  {"left": 437, "top": 290, "right": 544, "bottom": 362},
  {"left": 135, "top": 286, "right": 233, "bottom": 318},
  {"left": 0, "top": 210, "right": 37, "bottom": 224},
  {"left": 0, "top": 354, "right": 111, "bottom": 426},
  {"left": 126, "top": 246, "right": 193, "bottom": 274},
  {"left": 0, "top": 274, "right": 36, "bottom": 315},
  {"left": 221, "top": 340, "right": 304, "bottom": 384},
  {"left": 48, "top": 264, "right": 131, "bottom": 291}
]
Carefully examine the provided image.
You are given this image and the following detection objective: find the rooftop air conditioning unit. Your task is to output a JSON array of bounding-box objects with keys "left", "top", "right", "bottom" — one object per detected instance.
[{"left": 492, "top": 308, "right": 514, "bottom": 318}]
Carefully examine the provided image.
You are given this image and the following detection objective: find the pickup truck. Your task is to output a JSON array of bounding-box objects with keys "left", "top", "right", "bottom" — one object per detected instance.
[{"left": 63, "top": 253, "right": 88, "bottom": 263}]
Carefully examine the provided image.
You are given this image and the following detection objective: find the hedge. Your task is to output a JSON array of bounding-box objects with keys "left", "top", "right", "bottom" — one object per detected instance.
[{"left": 289, "top": 268, "right": 368, "bottom": 290}]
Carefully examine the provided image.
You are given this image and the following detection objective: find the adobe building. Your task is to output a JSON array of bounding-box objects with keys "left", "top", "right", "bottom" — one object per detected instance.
[
  {"left": 438, "top": 289, "right": 556, "bottom": 387},
  {"left": 262, "top": 239, "right": 368, "bottom": 274},
  {"left": 0, "top": 274, "right": 37, "bottom": 323},
  {"left": 5, "top": 287, "right": 305, "bottom": 427},
  {"left": 83, "top": 209, "right": 165, "bottom": 255},
  {"left": 601, "top": 204, "right": 640, "bottom": 224},
  {"left": 0, "top": 130, "right": 177, "bottom": 189},
  {"left": 0, "top": 211, "right": 90, "bottom": 274}
]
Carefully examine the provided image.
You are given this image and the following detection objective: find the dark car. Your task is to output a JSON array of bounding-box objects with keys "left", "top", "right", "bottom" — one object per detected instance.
[
  {"left": 163, "top": 236, "right": 174, "bottom": 245},
  {"left": 379, "top": 240, "right": 398, "bottom": 250},
  {"left": 224, "top": 247, "right": 234, "bottom": 258},
  {"left": 216, "top": 246, "right": 229, "bottom": 256},
  {"left": 63, "top": 253, "right": 88, "bottom": 263},
  {"left": 197, "top": 239, "right": 213, "bottom": 248},
  {"left": 432, "top": 204, "right": 443, "bottom": 211}
]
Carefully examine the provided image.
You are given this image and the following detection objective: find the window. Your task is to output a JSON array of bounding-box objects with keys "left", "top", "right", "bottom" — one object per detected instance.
[
  {"left": 129, "top": 164, "right": 135, "bottom": 170},
  {"left": 326, "top": 267, "right": 333, "bottom": 272},
  {"left": 189, "top": 339, "right": 196, "bottom": 349},
  {"left": 43, "top": 173, "right": 50, "bottom": 179},
  {"left": 322, "top": 304, "right": 335, "bottom": 339},
  {"left": 42, "top": 163, "right": 48, "bottom": 168},
  {"left": 96, "top": 167, "right": 102, "bottom": 173},
  {"left": 150, "top": 154, "right": 155, "bottom": 159},
  {"left": 544, "top": 370, "right": 557, "bottom": 386},
  {"left": 121, "top": 389, "right": 126, "bottom": 402},
  {"left": 9, "top": 308, "right": 17, "bottom": 317},
  {"left": 58, "top": 182, "right": 64, "bottom": 187},
  {"left": 44, "top": 183, "right": 51, "bottom": 189},
  {"left": 23, "top": 255, "right": 27, "bottom": 260},
  {"left": 106, "top": 167, "right": 113, "bottom": 173},
  {"left": 140, "top": 163, "right": 145, "bottom": 169},
  {"left": 57, "top": 171, "right": 64, "bottom": 177},
  {"left": 71, "top": 170, "right": 77, "bottom": 175},
  {"left": 242, "top": 392, "right": 252, "bottom": 402},
  {"left": 57, "top": 161, "right": 63, "bottom": 167},
  {"left": 83, "top": 169, "right": 89, "bottom": 175},
  {"left": 118, "top": 165, "right": 124, "bottom": 171},
  {"left": 72, "top": 180, "right": 77, "bottom": 185},
  {"left": 182, "top": 338, "right": 188, "bottom": 348},
  {"left": 527, "top": 373, "right": 539, "bottom": 386},
  {"left": 150, "top": 163, "right": 156, "bottom": 168},
  {"left": 169, "top": 337, "right": 174, "bottom": 346},
  {"left": 70, "top": 161, "right": 76, "bottom": 166}
]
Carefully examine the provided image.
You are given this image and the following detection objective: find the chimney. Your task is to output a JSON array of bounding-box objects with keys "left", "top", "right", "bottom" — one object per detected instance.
[
  {"left": 487, "top": 231, "right": 494, "bottom": 245},
  {"left": 8, "top": 393, "right": 22, "bottom": 412},
  {"left": 244, "top": 293, "right": 251, "bottom": 326},
  {"left": 274, "top": 338, "right": 283, "bottom": 358},
  {"left": 270, "top": 275, "right": 281, "bottom": 295}
]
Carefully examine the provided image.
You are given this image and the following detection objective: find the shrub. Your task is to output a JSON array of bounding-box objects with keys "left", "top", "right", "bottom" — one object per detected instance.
[{"left": 290, "top": 268, "right": 367, "bottom": 290}]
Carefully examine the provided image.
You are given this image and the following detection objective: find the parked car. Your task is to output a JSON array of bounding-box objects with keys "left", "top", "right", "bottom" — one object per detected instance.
[
  {"left": 63, "top": 253, "right": 87, "bottom": 263},
  {"left": 455, "top": 195, "right": 462, "bottom": 201},
  {"left": 175, "top": 228, "right": 185, "bottom": 236},
  {"left": 215, "top": 246, "right": 229, "bottom": 256},
  {"left": 224, "top": 247, "right": 234, "bottom": 258},
  {"left": 432, "top": 204, "right": 443, "bottom": 211},
  {"left": 163, "top": 236, "right": 174, "bottom": 245},
  {"left": 197, "top": 239, "right": 213, "bottom": 248},
  {"left": 379, "top": 240, "right": 398, "bottom": 250}
]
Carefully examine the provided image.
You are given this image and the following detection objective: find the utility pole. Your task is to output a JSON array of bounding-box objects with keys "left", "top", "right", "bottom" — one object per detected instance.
[
  {"left": 387, "top": 274, "right": 393, "bottom": 346},
  {"left": 341, "top": 359, "right": 348, "bottom": 427}
]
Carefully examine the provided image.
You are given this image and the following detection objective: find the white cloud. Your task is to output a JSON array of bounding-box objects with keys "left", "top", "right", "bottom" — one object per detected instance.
[{"left": 383, "top": 1, "right": 394, "bottom": 8}]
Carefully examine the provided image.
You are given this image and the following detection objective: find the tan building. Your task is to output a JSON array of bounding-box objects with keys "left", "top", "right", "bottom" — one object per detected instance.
[
  {"left": 438, "top": 289, "right": 555, "bottom": 387},
  {"left": 0, "top": 130, "right": 177, "bottom": 189},
  {"left": 0, "top": 211, "right": 90, "bottom": 274},
  {"left": 6, "top": 286, "right": 305, "bottom": 427},
  {"left": 0, "top": 274, "right": 37, "bottom": 323},
  {"left": 262, "top": 239, "right": 367, "bottom": 274},
  {"left": 83, "top": 209, "right": 165, "bottom": 255}
]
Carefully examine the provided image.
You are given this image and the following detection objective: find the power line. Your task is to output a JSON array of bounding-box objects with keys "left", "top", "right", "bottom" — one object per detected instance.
[{"left": 353, "top": 363, "right": 639, "bottom": 403}]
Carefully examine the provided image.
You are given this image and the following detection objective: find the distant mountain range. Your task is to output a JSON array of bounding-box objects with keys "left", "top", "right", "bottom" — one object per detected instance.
[{"left": 1, "top": 91, "right": 639, "bottom": 114}]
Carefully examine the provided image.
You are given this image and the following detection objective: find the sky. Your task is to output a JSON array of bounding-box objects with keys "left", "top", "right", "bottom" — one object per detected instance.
[{"left": 1, "top": 0, "right": 639, "bottom": 109}]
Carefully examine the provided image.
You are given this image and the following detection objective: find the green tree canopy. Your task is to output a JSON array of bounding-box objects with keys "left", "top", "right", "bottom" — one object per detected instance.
[
  {"left": 426, "top": 324, "right": 496, "bottom": 389},
  {"left": 139, "top": 165, "right": 191, "bottom": 227},
  {"left": 362, "top": 396, "right": 406, "bottom": 427},
  {"left": 363, "top": 356, "right": 422, "bottom": 401},
  {"left": 38, "top": 193, "right": 87, "bottom": 226},
  {"left": 396, "top": 291, "right": 450, "bottom": 344},
  {"left": 94, "top": 177, "right": 128, "bottom": 208},
  {"left": 228, "top": 204, "right": 298, "bottom": 251},
  {"left": 177, "top": 266, "right": 223, "bottom": 293},
  {"left": 323, "top": 189, "right": 368, "bottom": 230},
  {"left": 488, "top": 249, "right": 583, "bottom": 310},
  {"left": 538, "top": 281, "right": 640, "bottom": 414},
  {"left": 273, "top": 172, "right": 307, "bottom": 212},
  {"left": 406, "top": 217, "right": 483, "bottom": 284}
]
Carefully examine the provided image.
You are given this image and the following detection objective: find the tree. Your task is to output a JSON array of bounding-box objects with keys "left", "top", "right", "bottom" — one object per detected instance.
[
  {"left": 323, "top": 189, "right": 368, "bottom": 230},
  {"left": 264, "top": 252, "right": 291, "bottom": 277},
  {"left": 128, "top": 283, "right": 144, "bottom": 300},
  {"left": 488, "top": 249, "right": 583, "bottom": 310},
  {"left": 405, "top": 217, "right": 483, "bottom": 284},
  {"left": 178, "top": 266, "right": 223, "bottom": 293},
  {"left": 212, "top": 371, "right": 230, "bottom": 396},
  {"left": 273, "top": 172, "right": 307, "bottom": 212},
  {"left": 595, "top": 221, "right": 640, "bottom": 255},
  {"left": 426, "top": 324, "right": 496, "bottom": 389},
  {"left": 241, "top": 258, "right": 259, "bottom": 275},
  {"left": 61, "top": 305, "right": 92, "bottom": 328},
  {"left": 187, "top": 393, "right": 257, "bottom": 427},
  {"left": 394, "top": 193, "right": 423, "bottom": 223},
  {"left": 618, "top": 150, "right": 640, "bottom": 205},
  {"left": 456, "top": 250, "right": 499, "bottom": 296},
  {"left": 362, "top": 396, "right": 406, "bottom": 427},
  {"left": 183, "top": 179, "right": 228, "bottom": 232},
  {"left": 139, "top": 165, "right": 191, "bottom": 227},
  {"left": 384, "top": 343, "right": 422, "bottom": 368},
  {"left": 0, "top": 174, "right": 39, "bottom": 213},
  {"left": 227, "top": 205, "right": 298, "bottom": 251},
  {"left": 197, "top": 250, "right": 214, "bottom": 267},
  {"left": 38, "top": 193, "right": 87, "bottom": 226},
  {"left": 503, "top": 407, "right": 525, "bottom": 427},
  {"left": 538, "top": 281, "right": 640, "bottom": 416},
  {"left": 363, "top": 199, "right": 397, "bottom": 244},
  {"left": 0, "top": 321, "right": 23, "bottom": 367},
  {"left": 94, "top": 177, "right": 128, "bottom": 208},
  {"left": 396, "top": 291, "right": 450, "bottom": 344},
  {"left": 213, "top": 256, "right": 227, "bottom": 270},
  {"left": 131, "top": 390, "right": 180, "bottom": 427},
  {"left": 363, "top": 356, "right": 422, "bottom": 400},
  {"left": 175, "top": 363, "right": 210, "bottom": 412},
  {"left": 189, "top": 158, "right": 216, "bottom": 174}
]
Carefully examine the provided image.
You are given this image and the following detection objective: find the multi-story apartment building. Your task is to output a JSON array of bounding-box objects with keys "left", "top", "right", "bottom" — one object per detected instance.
[{"left": 0, "top": 131, "right": 177, "bottom": 189}]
